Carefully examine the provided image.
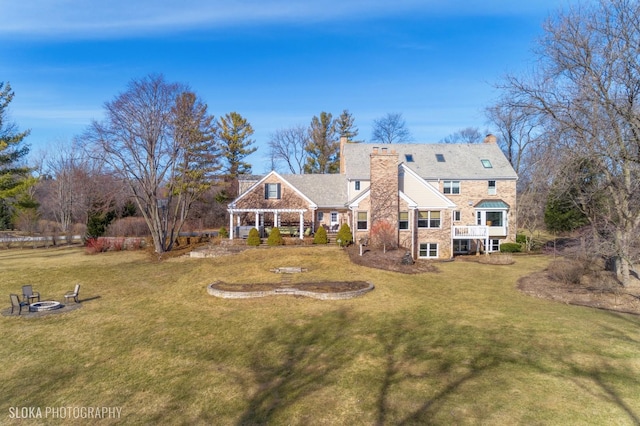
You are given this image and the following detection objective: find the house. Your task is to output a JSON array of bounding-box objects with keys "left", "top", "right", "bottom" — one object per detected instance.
[{"left": 228, "top": 135, "right": 518, "bottom": 259}]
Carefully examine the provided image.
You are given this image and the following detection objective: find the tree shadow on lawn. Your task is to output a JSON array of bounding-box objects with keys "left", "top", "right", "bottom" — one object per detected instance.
[{"left": 234, "top": 310, "right": 640, "bottom": 425}]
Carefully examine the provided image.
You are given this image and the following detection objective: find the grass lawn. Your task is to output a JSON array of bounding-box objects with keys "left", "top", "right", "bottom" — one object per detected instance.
[{"left": 1, "top": 246, "right": 639, "bottom": 425}]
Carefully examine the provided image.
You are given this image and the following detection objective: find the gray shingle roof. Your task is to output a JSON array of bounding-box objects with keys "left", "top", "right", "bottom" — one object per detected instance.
[
  {"left": 343, "top": 142, "right": 518, "bottom": 180},
  {"left": 283, "top": 174, "right": 348, "bottom": 208}
]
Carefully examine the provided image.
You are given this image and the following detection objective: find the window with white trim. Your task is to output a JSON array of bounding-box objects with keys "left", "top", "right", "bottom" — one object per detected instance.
[
  {"left": 443, "top": 181, "right": 460, "bottom": 194},
  {"left": 453, "top": 210, "right": 461, "bottom": 222},
  {"left": 488, "top": 180, "right": 496, "bottom": 195},
  {"left": 399, "top": 211, "right": 409, "bottom": 230},
  {"left": 357, "top": 211, "right": 368, "bottom": 230},
  {"left": 317, "top": 212, "right": 324, "bottom": 222},
  {"left": 355, "top": 180, "right": 360, "bottom": 191},
  {"left": 418, "top": 211, "right": 441, "bottom": 228},
  {"left": 489, "top": 239, "right": 500, "bottom": 252},
  {"left": 419, "top": 243, "right": 438, "bottom": 258},
  {"left": 265, "top": 183, "right": 281, "bottom": 199}
]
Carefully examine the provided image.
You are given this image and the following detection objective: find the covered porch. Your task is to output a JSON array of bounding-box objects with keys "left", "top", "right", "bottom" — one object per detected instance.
[{"left": 227, "top": 208, "right": 309, "bottom": 240}]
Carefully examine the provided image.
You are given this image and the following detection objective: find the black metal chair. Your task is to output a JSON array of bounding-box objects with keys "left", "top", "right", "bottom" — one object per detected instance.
[
  {"left": 22, "top": 285, "right": 40, "bottom": 304},
  {"left": 10, "top": 294, "right": 29, "bottom": 315},
  {"left": 64, "top": 284, "right": 80, "bottom": 304}
]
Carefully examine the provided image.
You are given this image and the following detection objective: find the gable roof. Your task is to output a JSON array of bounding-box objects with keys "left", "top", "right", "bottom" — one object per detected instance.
[
  {"left": 342, "top": 142, "right": 518, "bottom": 181},
  {"left": 230, "top": 171, "right": 317, "bottom": 208},
  {"left": 283, "top": 174, "right": 348, "bottom": 208}
]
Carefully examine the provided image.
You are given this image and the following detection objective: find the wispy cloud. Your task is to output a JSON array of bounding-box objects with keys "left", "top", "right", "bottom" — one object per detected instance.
[{"left": 2, "top": 0, "right": 575, "bottom": 39}]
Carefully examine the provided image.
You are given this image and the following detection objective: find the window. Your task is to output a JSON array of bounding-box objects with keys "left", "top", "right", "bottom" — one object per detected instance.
[
  {"left": 419, "top": 243, "right": 438, "bottom": 258},
  {"left": 357, "top": 212, "right": 368, "bottom": 230},
  {"left": 264, "top": 183, "right": 281, "bottom": 199},
  {"left": 488, "top": 180, "right": 496, "bottom": 195},
  {"left": 317, "top": 212, "right": 324, "bottom": 222},
  {"left": 453, "top": 210, "right": 461, "bottom": 222},
  {"left": 355, "top": 180, "right": 360, "bottom": 191},
  {"left": 405, "top": 154, "right": 414, "bottom": 162},
  {"left": 443, "top": 181, "right": 460, "bottom": 194},
  {"left": 436, "top": 154, "right": 445, "bottom": 162},
  {"left": 399, "top": 212, "right": 409, "bottom": 230},
  {"left": 331, "top": 212, "right": 338, "bottom": 223},
  {"left": 489, "top": 239, "right": 500, "bottom": 252},
  {"left": 453, "top": 240, "right": 469, "bottom": 253},
  {"left": 481, "top": 159, "right": 493, "bottom": 168},
  {"left": 418, "top": 211, "right": 440, "bottom": 228},
  {"left": 486, "top": 211, "right": 502, "bottom": 227}
]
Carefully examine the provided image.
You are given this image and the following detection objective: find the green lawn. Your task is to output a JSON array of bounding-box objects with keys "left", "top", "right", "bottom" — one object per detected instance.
[{"left": 1, "top": 246, "right": 639, "bottom": 425}]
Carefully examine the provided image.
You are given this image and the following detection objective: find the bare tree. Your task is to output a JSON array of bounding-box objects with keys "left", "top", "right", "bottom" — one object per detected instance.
[
  {"left": 83, "top": 74, "right": 218, "bottom": 254},
  {"left": 499, "top": 0, "right": 640, "bottom": 286},
  {"left": 486, "top": 100, "right": 541, "bottom": 175},
  {"left": 440, "top": 127, "right": 485, "bottom": 144},
  {"left": 371, "top": 112, "right": 411, "bottom": 144},
  {"left": 268, "top": 125, "right": 308, "bottom": 174}
]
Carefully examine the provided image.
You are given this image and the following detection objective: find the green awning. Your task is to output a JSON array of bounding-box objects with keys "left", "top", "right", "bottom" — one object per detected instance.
[{"left": 475, "top": 200, "right": 510, "bottom": 209}]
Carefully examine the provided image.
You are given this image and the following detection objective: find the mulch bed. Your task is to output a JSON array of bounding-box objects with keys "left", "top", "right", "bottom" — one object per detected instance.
[
  {"left": 345, "top": 245, "right": 438, "bottom": 274},
  {"left": 517, "top": 271, "right": 640, "bottom": 316}
]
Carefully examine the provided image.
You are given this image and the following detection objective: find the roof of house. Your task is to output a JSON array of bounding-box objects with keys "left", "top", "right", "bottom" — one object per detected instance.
[
  {"left": 342, "top": 142, "right": 518, "bottom": 181},
  {"left": 282, "top": 174, "right": 348, "bottom": 208}
]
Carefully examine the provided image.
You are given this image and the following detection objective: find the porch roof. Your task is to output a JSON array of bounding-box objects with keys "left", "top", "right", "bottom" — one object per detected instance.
[
  {"left": 228, "top": 208, "right": 307, "bottom": 213},
  {"left": 474, "top": 200, "right": 510, "bottom": 209}
]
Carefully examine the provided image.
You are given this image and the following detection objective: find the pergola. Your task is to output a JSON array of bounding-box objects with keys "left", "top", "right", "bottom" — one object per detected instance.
[{"left": 227, "top": 208, "right": 308, "bottom": 240}]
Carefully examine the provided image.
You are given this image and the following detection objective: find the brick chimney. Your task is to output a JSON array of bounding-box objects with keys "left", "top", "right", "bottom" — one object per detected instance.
[
  {"left": 369, "top": 147, "right": 399, "bottom": 231},
  {"left": 483, "top": 134, "right": 497, "bottom": 144},
  {"left": 339, "top": 136, "right": 347, "bottom": 174}
]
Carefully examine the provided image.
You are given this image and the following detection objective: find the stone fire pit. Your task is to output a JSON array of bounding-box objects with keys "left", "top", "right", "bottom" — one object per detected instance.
[{"left": 29, "top": 301, "right": 63, "bottom": 312}]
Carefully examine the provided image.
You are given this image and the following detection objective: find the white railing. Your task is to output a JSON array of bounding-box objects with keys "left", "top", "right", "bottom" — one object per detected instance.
[{"left": 452, "top": 226, "right": 488, "bottom": 239}]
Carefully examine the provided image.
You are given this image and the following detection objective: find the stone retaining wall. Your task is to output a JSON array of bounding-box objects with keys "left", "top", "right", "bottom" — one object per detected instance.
[{"left": 207, "top": 281, "right": 374, "bottom": 300}]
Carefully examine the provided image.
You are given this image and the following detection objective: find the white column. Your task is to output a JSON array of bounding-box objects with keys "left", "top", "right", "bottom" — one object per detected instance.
[
  {"left": 229, "top": 212, "right": 234, "bottom": 239},
  {"left": 255, "top": 211, "right": 259, "bottom": 230},
  {"left": 299, "top": 211, "right": 304, "bottom": 239},
  {"left": 274, "top": 211, "right": 278, "bottom": 229}
]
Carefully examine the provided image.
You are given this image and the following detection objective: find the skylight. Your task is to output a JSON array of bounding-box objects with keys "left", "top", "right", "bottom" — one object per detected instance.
[
  {"left": 405, "top": 154, "right": 414, "bottom": 162},
  {"left": 481, "top": 159, "right": 492, "bottom": 168},
  {"left": 436, "top": 154, "right": 445, "bottom": 162}
]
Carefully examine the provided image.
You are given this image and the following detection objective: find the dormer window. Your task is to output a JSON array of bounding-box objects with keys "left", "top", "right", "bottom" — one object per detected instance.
[
  {"left": 436, "top": 154, "right": 445, "bottom": 162},
  {"left": 481, "top": 159, "right": 492, "bottom": 168},
  {"left": 405, "top": 154, "right": 414, "bottom": 162}
]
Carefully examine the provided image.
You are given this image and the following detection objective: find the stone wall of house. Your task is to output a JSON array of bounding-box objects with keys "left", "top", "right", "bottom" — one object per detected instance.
[{"left": 434, "top": 179, "right": 517, "bottom": 243}]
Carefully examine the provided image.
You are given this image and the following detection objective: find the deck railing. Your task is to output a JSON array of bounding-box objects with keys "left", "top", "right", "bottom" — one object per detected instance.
[{"left": 452, "top": 226, "right": 488, "bottom": 239}]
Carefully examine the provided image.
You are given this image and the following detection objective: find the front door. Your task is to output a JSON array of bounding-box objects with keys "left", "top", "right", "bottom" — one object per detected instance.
[{"left": 330, "top": 211, "right": 339, "bottom": 231}]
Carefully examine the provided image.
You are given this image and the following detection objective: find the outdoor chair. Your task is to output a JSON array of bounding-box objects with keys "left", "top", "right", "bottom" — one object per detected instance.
[
  {"left": 64, "top": 284, "right": 80, "bottom": 304},
  {"left": 10, "top": 293, "right": 29, "bottom": 315},
  {"left": 22, "top": 285, "right": 40, "bottom": 304}
]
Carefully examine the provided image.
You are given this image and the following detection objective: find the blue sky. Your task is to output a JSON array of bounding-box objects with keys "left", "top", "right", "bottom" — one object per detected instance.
[{"left": 1, "top": 0, "right": 578, "bottom": 173}]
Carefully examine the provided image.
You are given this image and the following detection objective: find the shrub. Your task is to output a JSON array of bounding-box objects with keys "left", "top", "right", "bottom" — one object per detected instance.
[
  {"left": 336, "top": 223, "right": 353, "bottom": 247},
  {"left": 218, "top": 226, "right": 228, "bottom": 239},
  {"left": 313, "top": 226, "right": 328, "bottom": 244},
  {"left": 500, "top": 242, "right": 522, "bottom": 253},
  {"left": 85, "top": 238, "right": 108, "bottom": 254},
  {"left": 267, "top": 227, "right": 284, "bottom": 246},
  {"left": 548, "top": 259, "right": 584, "bottom": 284},
  {"left": 370, "top": 220, "right": 397, "bottom": 252},
  {"left": 516, "top": 234, "right": 528, "bottom": 244},
  {"left": 246, "top": 228, "right": 261, "bottom": 246}
]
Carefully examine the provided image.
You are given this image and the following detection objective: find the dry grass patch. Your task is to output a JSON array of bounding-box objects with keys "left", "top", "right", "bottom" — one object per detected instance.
[{"left": 0, "top": 247, "right": 639, "bottom": 424}]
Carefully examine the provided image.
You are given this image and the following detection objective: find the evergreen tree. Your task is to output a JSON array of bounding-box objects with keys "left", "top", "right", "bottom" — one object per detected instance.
[
  {"left": 267, "top": 227, "right": 284, "bottom": 246},
  {"left": 313, "top": 226, "right": 328, "bottom": 244},
  {"left": 336, "top": 223, "right": 353, "bottom": 247},
  {"left": 217, "top": 112, "right": 257, "bottom": 197},
  {"left": 336, "top": 109, "right": 358, "bottom": 141},
  {"left": 247, "top": 227, "right": 261, "bottom": 246},
  {"left": 0, "top": 82, "right": 34, "bottom": 229},
  {"left": 304, "top": 112, "right": 339, "bottom": 174}
]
